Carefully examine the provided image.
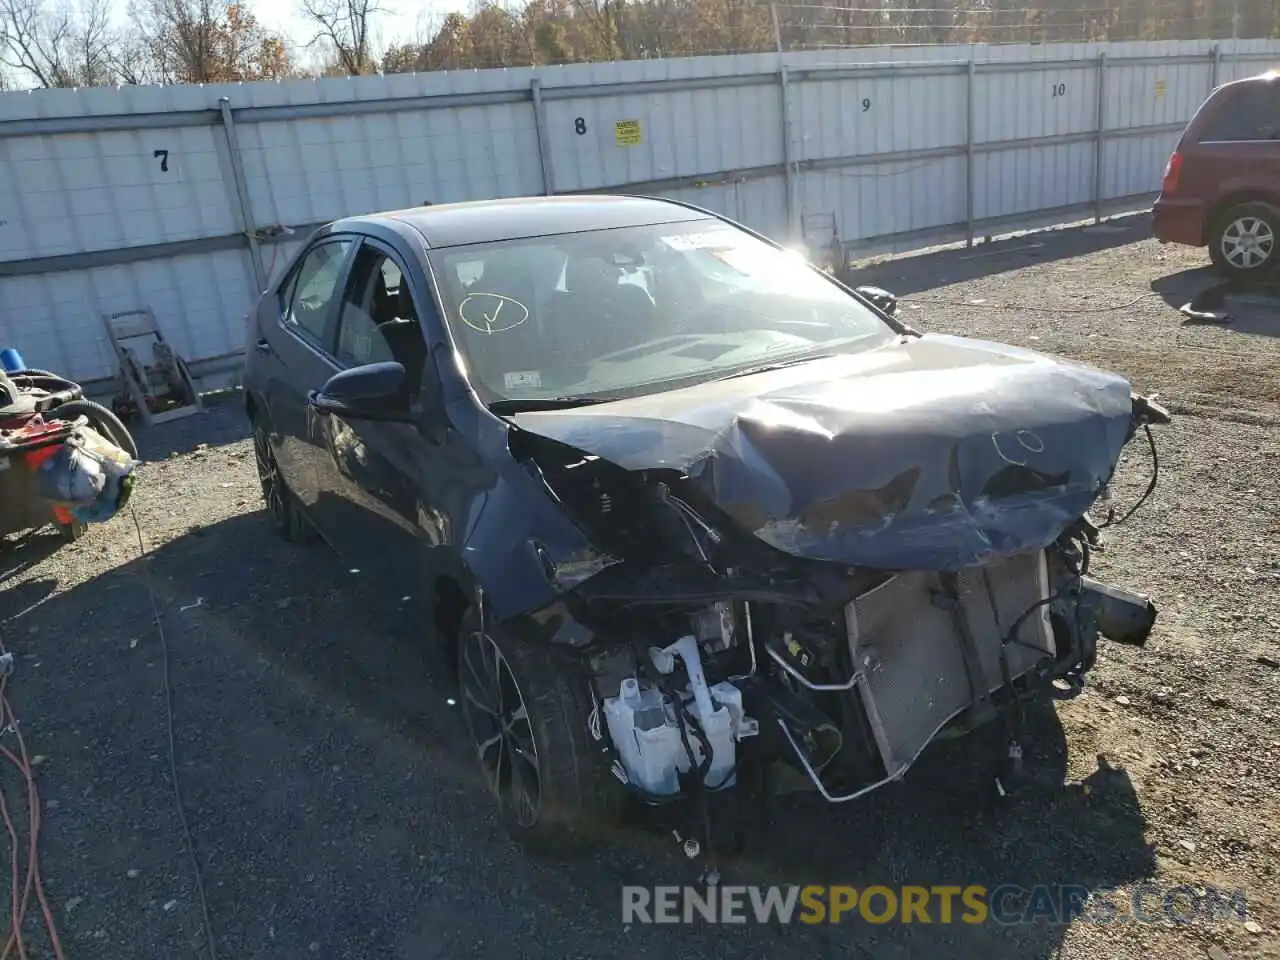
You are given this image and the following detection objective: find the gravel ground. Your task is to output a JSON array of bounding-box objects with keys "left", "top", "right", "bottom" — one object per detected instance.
[{"left": 2, "top": 214, "right": 1278, "bottom": 960}]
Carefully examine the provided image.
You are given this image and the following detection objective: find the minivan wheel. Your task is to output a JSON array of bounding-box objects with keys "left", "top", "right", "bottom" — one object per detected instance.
[
  {"left": 252, "top": 426, "right": 315, "bottom": 543},
  {"left": 456, "top": 609, "right": 622, "bottom": 851},
  {"left": 1208, "top": 201, "right": 1279, "bottom": 278}
]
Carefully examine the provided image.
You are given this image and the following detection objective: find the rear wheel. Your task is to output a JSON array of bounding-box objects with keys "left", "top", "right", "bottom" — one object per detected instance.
[
  {"left": 252, "top": 425, "right": 315, "bottom": 543},
  {"left": 456, "top": 609, "right": 622, "bottom": 851},
  {"left": 1208, "top": 201, "right": 1279, "bottom": 278}
]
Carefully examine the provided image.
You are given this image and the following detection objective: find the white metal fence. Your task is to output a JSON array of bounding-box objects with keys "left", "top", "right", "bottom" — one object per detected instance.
[{"left": 0, "top": 37, "right": 1277, "bottom": 387}]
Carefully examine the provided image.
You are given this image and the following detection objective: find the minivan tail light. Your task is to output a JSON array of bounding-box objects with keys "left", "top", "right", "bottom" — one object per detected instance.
[{"left": 1161, "top": 151, "right": 1183, "bottom": 195}]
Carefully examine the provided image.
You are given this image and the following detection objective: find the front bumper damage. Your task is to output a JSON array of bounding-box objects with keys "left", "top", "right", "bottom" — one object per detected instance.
[{"left": 477, "top": 334, "right": 1171, "bottom": 853}]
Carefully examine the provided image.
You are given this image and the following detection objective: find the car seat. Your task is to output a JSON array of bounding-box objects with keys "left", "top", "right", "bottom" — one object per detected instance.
[
  {"left": 547, "top": 257, "right": 655, "bottom": 361},
  {"left": 378, "top": 283, "right": 426, "bottom": 386}
]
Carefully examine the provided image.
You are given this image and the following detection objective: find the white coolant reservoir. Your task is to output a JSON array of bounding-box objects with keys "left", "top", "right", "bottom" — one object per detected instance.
[
  {"left": 708, "top": 681, "right": 759, "bottom": 743},
  {"left": 659, "top": 635, "right": 716, "bottom": 720},
  {"left": 659, "top": 636, "right": 747, "bottom": 790},
  {"left": 602, "top": 678, "right": 685, "bottom": 796},
  {"left": 682, "top": 685, "right": 737, "bottom": 789},
  {"left": 604, "top": 637, "right": 757, "bottom": 796}
]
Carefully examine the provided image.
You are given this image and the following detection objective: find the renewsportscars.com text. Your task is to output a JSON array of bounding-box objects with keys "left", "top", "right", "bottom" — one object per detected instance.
[{"left": 622, "top": 884, "right": 1250, "bottom": 926}]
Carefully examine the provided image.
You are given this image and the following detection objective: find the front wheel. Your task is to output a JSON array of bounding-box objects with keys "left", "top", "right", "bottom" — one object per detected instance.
[
  {"left": 1208, "top": 201, "right": 1279, "bottom": 279},
  {"left": 456, "top": 610, "right": 622, "bottom": 851},
  {"left": 252, "top": 425, "right": 315, "bottom": 543}
]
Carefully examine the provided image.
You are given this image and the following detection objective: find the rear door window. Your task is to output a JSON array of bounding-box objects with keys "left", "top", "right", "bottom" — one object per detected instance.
[{"left": 1200, "top": 81, "right": 1280, "bottom": 141}]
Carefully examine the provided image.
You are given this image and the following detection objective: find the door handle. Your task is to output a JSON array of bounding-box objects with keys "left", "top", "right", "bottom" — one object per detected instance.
[{"left": 255, "top": 339, "right": 272, "bottom": 355}]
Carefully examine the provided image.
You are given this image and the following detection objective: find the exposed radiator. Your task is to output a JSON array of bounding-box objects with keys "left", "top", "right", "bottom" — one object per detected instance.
[{"left": 845, "top": 550, "right": 1055, "bottom": 777}]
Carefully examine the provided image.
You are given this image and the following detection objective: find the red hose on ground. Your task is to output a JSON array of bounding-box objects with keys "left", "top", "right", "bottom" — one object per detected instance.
[
  {"left": 0, "top": 634, "right": 65, "bottom": 960},
  {"left": 0, "top": 690, "right": 28, "bottom": 960}
]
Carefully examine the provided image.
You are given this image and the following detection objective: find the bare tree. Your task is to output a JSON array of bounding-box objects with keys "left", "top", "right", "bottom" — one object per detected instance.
[
  {"left": 0, "top": 0, "right": 118, "bottom": 87},
  {"left": 133, "top": 0, "right": 219, "bottom": 82},
  {"left": 108, "top": 33, "right": 159, "bottom": 84},
  {"left": 132, "top": 0, "right": 291, "bottom": 83},
  {"left": 298, "top": 0, "right": 380, "bottom": 75}
]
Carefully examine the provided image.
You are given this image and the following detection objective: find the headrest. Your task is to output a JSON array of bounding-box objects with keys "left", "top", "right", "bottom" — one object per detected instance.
[
  {"left": 563, "top": 256, "right": 616, "bottom": 294},
  {"left": 396, "top": 283, "right": 415, "bottom": 320}
]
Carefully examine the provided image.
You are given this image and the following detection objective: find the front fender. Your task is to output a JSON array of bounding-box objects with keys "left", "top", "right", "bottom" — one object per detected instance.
[{"left": 455, "top": 409, "right": 621, "bottom": 623}]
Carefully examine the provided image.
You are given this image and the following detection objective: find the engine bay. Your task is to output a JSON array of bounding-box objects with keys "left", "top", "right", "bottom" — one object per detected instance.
[{"left": 492, "top": 386, "right": 1170, "bottom": 869}]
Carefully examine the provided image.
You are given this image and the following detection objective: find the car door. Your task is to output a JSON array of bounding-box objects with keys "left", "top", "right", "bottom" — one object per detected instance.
[
  {"left": 308, "top": 237, "right": 439, "bottom": 595},
  {"left": 256, "top": 235, "right": 358, "bottom": 511},
  {"left": 1197, "top": 80, "right": 1280, "bottom": 203}
]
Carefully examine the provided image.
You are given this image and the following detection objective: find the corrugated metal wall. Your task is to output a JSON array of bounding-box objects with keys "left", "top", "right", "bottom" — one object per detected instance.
[{"left": 0, "top": 38, "right": 1276, "bottom": 386}]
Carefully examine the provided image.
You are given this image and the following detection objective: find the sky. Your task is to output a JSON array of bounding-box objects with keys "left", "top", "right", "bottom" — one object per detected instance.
[
  {"left": 250, "top": 0, "right": 472, "bottom": 54},
  {"left": 0, "top": 0, "right": 465, "bottom": 87}
]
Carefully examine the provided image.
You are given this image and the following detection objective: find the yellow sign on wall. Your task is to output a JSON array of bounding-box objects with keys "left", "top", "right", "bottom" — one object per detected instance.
[
  {"left": 615, "top": 119, "right": 643, "bottom": 147},
  {"left": 1154, "top": 79, "right": 1167, "bottom": 98}
]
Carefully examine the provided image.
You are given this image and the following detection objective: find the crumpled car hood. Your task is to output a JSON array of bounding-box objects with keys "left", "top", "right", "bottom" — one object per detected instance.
[{"left": 509, "top": 333, "right": 1137, "bottom": 571}]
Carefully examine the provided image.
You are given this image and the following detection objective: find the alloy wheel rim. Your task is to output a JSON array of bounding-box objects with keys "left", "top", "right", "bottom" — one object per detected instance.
[
  {"left": 459, "top": 630, "right": 542, "bottom": 828},
  {"left": 253, "top": 430, "right": 286, "bottom": 527},
  {"left": 1222, "top": 216, "right": 1275, "bottom": 269}
]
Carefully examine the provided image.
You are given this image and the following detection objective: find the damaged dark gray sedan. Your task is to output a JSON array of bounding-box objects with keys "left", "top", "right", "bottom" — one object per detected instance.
[{"left": 242, "top": 195, "right": 1169, "bottom": 857}]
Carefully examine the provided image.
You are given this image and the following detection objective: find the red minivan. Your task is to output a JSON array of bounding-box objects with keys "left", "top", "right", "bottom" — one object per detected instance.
[{"left": 1152, "top": 72, "right": 1280, "bottom": 278}]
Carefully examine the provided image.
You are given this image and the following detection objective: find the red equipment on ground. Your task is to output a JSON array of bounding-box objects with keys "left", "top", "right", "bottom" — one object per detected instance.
[
  {"left": 0, "top": 367, "right": 138, "bottom": 544},
  {"left": 0, "top": 416, "right": 82, "bottom": 541}
]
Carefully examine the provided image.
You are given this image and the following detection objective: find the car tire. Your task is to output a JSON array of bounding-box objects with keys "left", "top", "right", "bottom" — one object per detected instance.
[
  {"left": 252, "top": 425, "right": 315, "bottom": 544},
  {"left": 1208, "top": 200, "right": 1280, "bottom": 279},
  {"left": 456, "top": 609, "right": 623, "bottom": 852}
]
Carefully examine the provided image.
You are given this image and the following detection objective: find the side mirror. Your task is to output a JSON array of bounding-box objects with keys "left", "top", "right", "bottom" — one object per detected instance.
[
  {"left": 308, "top": 361, "right": 411, "bottom": 422},
  {"left": 855, "top": 285, "right": 898, "bottom": 317}
]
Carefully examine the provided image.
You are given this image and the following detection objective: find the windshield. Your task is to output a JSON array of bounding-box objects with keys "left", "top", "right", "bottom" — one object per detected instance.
[{"left": 428, "top": 219, "right": 897, "bottom": 404}]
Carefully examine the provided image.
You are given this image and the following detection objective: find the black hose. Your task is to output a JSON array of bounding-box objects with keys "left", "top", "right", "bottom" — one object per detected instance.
[{"left": 51, "top": 399, "right": 140, "bottom": 459}]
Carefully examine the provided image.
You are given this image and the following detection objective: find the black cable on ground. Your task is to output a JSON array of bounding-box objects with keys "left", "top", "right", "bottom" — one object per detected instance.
[{"left": 129, "top": 508, "right": 217, "bottom": 960}]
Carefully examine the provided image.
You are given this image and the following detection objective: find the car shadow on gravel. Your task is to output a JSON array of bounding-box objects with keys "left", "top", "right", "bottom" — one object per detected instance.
[
  {"left": 1, "top": 529, "right": 65, "bottom": 604},
  {"left": 1150, "top": 266, "right": 1280, "bottom": 336},
  {"left": 6, "top": 508, "right": 1158, "bottom": 960},
  {"left": 845, "top": 215, "right": 1153, "bottom": 296}
]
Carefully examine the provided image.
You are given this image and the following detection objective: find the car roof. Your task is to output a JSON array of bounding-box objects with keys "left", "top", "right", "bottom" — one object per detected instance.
[
  {"left": 1210, "top": 70, "right": 1279, "bottom": 101},
  {"left": 333, "top": 195, "right": 719, "bottom": 250}
]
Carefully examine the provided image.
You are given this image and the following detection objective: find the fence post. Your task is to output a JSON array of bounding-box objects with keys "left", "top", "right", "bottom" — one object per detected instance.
[
  {"left": 1210, "top": 43, "right": 1222, "bottom": 91},
  {"left": 218, "top": 97, "right": 266, "bottom": 293},
  {"left": 1092, "top": 52, "right": 1107, "bottom": 225},
  {"left": 779, "top": 64, "right": 799, "bottom": 243},
  {"left": 965, "top": 55, "right": 976, "bottom": 248},
  {"left": 530, "top": 78, "right": 556, "bottom": 196}
]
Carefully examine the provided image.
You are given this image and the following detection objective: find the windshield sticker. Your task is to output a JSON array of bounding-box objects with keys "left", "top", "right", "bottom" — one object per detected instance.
[
  {"left": 503, "top": 370, "right": 543, "bottom": 391},
  {"left": 658, "top": 230, "right": 739, "bottom": 251},
  {"left": 458, "top": 293, "right": 530, "bottom": 335},
  {"left": 706, "top": 247, "right": 769, "bottom": 275}
]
